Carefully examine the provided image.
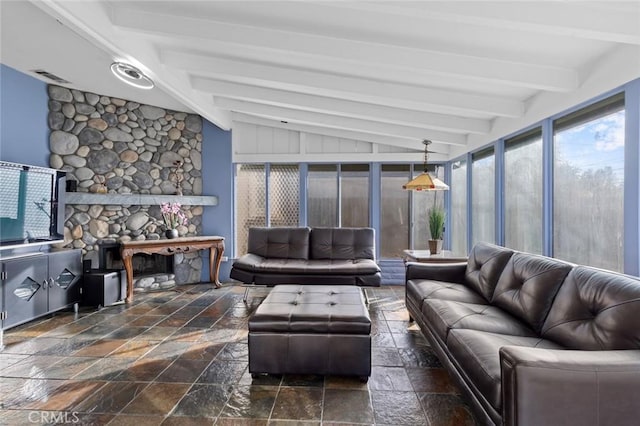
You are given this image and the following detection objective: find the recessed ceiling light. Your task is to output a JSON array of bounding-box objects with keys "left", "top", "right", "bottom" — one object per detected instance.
[{"left": 110, "top": 62, "right": 154, "bottom": 90}]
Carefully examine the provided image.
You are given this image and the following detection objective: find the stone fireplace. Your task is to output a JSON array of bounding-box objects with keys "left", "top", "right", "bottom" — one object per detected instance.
[
  {"left": 97, "top": 242, "right": 176, "bottom": 290},
  {"left": 98, "top": 242, "right": 173, "bottom": 275},
  {"left": 48, "top": 84, "right": 207, "bottom": 291}
]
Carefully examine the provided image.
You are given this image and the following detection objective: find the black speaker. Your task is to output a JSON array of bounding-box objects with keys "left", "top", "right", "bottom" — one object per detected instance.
[
  {"left": 66, "top": 179, "right": 77, "bottom": 192},
  {"left": 83, "top": 259, "right": 92, "bottom": 273},
  {"left": 82, "top": 271, "right": 126, "bottom": 307}
]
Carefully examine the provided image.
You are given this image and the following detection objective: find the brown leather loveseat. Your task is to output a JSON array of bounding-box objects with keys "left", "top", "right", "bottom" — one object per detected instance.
[
  {"left": 231, "top": 227, "right": 381, "bottom": 291},
  {"left": 406, "top": 242, "right": 640, "bottom": 426}
]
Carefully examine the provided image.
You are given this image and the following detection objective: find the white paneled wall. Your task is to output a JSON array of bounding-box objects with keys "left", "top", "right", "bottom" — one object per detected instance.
[
  {"left": 303, "top": 133, "right": 372, "bottom": 154},
  {"left": 233, "top": 123, "right": 301, "bottom": 155},
  {"left": 232, "top": 122, "right": 432, "bottom": 163},
  {"left": 378, "top": 144, "right": 412, "bottom": 153}
]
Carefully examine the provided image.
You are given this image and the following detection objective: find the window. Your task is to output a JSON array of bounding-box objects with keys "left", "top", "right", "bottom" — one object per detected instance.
[
  {"left": 307, "top": 164, "right": 370, "bottom": 228},
  {"left": 380, "top": 165, "right": 410, "bottom": 258},
  {"left": 269, "top": 165, "right": 299, "bottom": 227},
  {"left": 451, "top": 159, "right": 467, "bottom": 255},
  {"left": 411, "top": 165, "right": 445, "bottom": 249},
  {"left": 553, "top": 93, "right": 625, "bottom": 271},
  {"left": 504, "top": 129, "right": 543, "bottom": 253},
  {"left": 235, "top": 164, "right": 300, "bottom": 256},
  {"left": 235, "top": 164, "right": 266, "bottom": 256},
  {"left": 380, "top": 164, "right": 447, "bottom": 257},
  {"left": 307, "top": 165, "right": 338, "bottom": 227},
  {"left": 472, "top": 148, "right": 495, "bottom": 246},
  {"left": 340, "top": 164, "right": 370, "bottom": 227}
]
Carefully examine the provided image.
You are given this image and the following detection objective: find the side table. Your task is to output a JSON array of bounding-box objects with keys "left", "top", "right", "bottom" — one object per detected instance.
[{"left": 403, "top": 249, "right": 468, "bottom": 263}]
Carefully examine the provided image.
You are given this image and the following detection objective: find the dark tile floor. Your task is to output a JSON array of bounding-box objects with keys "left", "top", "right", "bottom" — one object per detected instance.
[{"left": 0, "top": 284, "right": 477, "bottom": 425}]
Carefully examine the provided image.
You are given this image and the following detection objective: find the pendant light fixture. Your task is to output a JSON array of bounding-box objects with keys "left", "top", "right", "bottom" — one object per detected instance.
[{"left": 402, "top": 140, "right": 449, "bottom": 191}]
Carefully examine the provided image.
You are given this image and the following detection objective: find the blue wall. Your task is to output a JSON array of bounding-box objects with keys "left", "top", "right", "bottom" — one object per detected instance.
[
  {"left": 201, "top": 119, "right": 234, "bottom": 282},
  {"left": 0, "top": 64, "right": 49, "bottom": 166}
]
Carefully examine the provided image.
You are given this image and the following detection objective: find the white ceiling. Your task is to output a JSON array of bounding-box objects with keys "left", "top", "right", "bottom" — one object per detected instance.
[{"left": 2, "top": 1, "right": 639, "bottom": 159}]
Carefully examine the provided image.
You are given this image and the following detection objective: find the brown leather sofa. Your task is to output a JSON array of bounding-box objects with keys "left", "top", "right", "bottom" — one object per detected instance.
[
  {"left": 231, "top": 227, "right": 382, "bottom": 287},
  {"left": 406, "top": 242, "right": 640, "bottom": 426}
]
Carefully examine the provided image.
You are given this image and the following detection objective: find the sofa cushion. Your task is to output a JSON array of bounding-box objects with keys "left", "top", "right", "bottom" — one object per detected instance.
[
  {"left": 310, "top": 227, "right": 375, "bottom": 260},
  {"left": 407, "top": 279, "right": 488, "bottom": 306},
  {"left": 405, "top": 262, "right": 467, "bottom": 284},
  {"left": 541, "top": 266, "right": 640, "bottom": 350},
  {"left": 447, "top": 329, "right": 564, "bottom": 411},
  {"left": 422, "top": 300, "right": 536, "bottom": 344},
  {"left": 232, "top": 254, "right": 380, "bottom": 275},
  {"left": 465, "top": 243, "right": 514, "bottom": 301},
  {"left": 491, "top": 253, "right": 573, "bottom": 334},
  {"left": 248, "top": 227, "right": 311, "bottom": 260},
  {"left": 249, "top": 285, "right": 370, "bottom": 334}
]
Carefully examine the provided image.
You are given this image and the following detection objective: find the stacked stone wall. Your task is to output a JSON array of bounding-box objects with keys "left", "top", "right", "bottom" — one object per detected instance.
[{"left": 47, "top": 85, "right": 205, "bottom": 289}]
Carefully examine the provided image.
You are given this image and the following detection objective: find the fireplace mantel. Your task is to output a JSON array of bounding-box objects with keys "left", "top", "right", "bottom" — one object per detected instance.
[{"left": 65, "top": 192, "right": 218, "bottom": 206}]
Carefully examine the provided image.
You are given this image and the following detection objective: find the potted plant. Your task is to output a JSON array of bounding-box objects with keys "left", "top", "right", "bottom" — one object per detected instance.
[
  {"left": 160, "top": 202, "right": 187, "bottom": 239},
  {"left": 428, "top": 207, "right": 445, "bottom": 254}
]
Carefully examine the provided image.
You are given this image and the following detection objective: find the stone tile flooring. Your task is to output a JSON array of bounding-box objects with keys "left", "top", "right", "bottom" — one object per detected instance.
[{"left": 0, "top": 284, "right": 477, "bottom": 425}]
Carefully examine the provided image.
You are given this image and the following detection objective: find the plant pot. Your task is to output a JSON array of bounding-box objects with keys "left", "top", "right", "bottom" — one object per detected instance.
[
  {"left": 428, "top": 239, "right": 443, "bottom": 254},
  {"left": 165, "top": 229, "right": 179, "bottom": 239}
]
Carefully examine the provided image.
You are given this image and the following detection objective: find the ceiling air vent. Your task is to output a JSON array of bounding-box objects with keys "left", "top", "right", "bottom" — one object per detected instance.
[{"left": 31, "top": 69, "right": 70, "bottom": 84}]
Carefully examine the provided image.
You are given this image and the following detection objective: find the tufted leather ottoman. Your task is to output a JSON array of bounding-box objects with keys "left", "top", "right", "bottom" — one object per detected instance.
[{"left": 248, "top": 284, "right": 371, "bottom": 381}]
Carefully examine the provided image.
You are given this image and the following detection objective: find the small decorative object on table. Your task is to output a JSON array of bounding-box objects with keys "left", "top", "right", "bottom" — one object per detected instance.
[
  {"left": 170, "top": 160, "right": 185, "bottom": 196},
  {"left": 165, "top": 229, "right": 179, "bottom": 239},
  {"left": 160, "top": 202, "right": 187, "bottom": 239},
  {"left": 428, "top": 206, "right": 445, "bottom": 254}
]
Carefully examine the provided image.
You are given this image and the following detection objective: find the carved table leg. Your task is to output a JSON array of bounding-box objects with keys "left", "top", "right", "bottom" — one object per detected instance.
[
  {"left": 210, "top": 242, "right": 224, "bottom": 288},
  {"left": 122, "top": 253, "right": 134, "bottom": 303}
]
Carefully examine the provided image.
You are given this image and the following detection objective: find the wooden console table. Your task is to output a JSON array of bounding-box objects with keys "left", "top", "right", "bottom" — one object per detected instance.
[{"left": 120, "top": 236, "right": 225, "bottom": 303}]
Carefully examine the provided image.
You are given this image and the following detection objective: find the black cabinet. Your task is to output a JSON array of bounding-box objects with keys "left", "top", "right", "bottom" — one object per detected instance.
[{"left": 1, "top": 249, "right": 82, "bottom": 330}]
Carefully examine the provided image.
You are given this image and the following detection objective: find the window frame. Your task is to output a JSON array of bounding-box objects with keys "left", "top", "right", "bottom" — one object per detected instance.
[
  {"left": 551, "top": 93, "right": 625, "bottom": 271},
  {"left": 503, "top": 127, "right": 544, "bottom": 253},
  {"left": 470, "top": 146, "right": 496, "bottom": 247}
]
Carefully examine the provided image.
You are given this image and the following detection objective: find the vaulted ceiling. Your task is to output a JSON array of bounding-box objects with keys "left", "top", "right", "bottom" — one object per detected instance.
[{"left": 2, "top": 1, "right": 639, "bottom": 160}]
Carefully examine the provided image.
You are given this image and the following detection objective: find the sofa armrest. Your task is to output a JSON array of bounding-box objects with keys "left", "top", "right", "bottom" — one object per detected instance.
[
  {"left": 404, "top": 261, "right": 467, "bottom": 284},
  {"left": 500, "top": 346, "right": 640, "bottom": 426}
]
